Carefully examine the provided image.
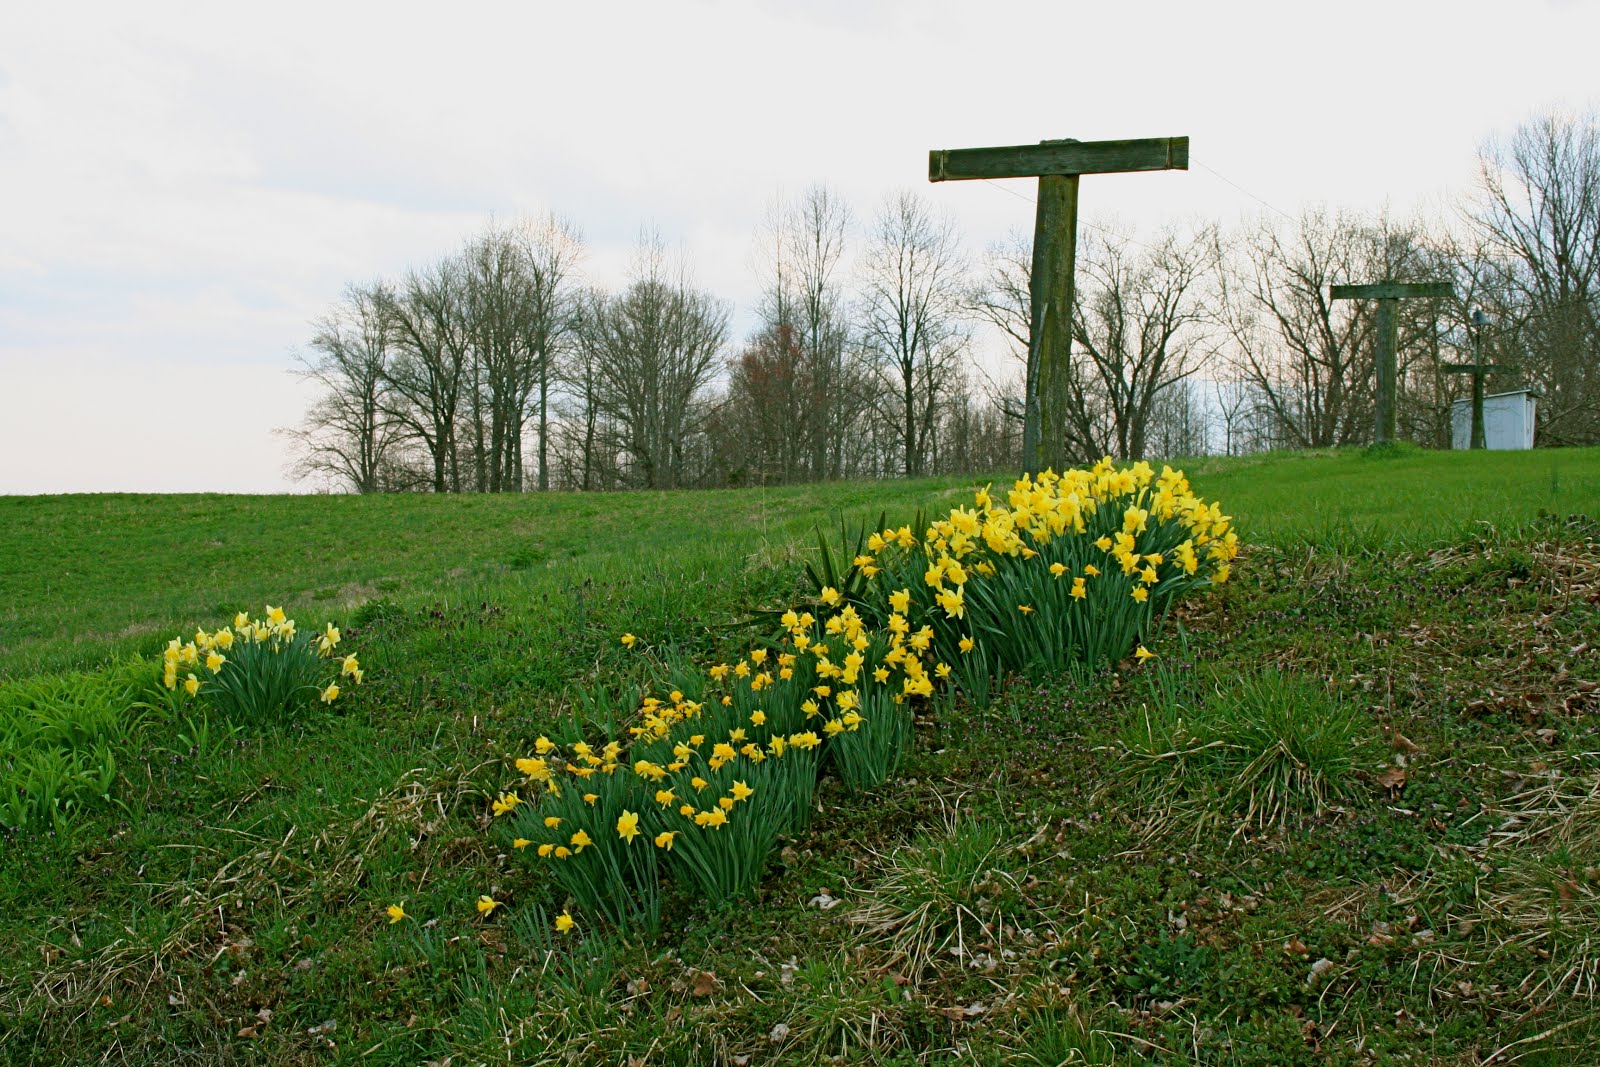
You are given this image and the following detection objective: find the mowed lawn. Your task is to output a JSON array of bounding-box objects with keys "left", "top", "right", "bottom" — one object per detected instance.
[{"left": 5, "top": 447, "right": 1596, "bottom": 678}]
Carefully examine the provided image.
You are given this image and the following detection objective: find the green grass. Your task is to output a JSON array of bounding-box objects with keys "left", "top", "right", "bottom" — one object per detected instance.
[{"left": 1, "top": 446, "right": 1599, "bottom": 1065}]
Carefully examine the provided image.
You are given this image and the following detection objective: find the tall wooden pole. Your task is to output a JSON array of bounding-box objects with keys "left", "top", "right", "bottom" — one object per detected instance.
[
  {"left": 1470, "top": 323, "right": 1487, "bottom": 450},
  {"left": 1373, "top": 297, "right": 1398, "bottom": 445},
  {"left": 1030, "top": 159, "right": 1079, "bottom": 475}
]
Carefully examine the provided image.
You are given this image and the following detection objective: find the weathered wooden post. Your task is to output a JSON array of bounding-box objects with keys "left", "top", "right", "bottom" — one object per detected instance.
[
  {"left": 929, "top": 136, "right": 1189, "bottom": 474},
  {"left": 1329, "top": 281, "right": 1453, "bottom": 446}
]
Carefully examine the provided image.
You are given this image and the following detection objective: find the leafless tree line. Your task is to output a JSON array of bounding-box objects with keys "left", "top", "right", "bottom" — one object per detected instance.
[{"left": 286, "top": 108, "right": 1600, "bottom": 491}]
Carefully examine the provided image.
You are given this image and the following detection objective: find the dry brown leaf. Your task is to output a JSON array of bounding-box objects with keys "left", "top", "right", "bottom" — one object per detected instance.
[{"left": 1376, "top": 766, "right": 1408, "bottom": 792}]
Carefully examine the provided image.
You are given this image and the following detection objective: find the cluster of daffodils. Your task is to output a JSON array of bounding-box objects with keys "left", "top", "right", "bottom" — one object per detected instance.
[
  {"left": 494, "top": 599, "right": 954, "bottom": 931},
  {"left": 162, "top": 605, "right": 363, "bottom": 720},
  {"left": 489, "top": 460, "right": 1233, "bottom": 936},
  {"left": 845, "top": 459, "right": 1236, "bottom": 697}
]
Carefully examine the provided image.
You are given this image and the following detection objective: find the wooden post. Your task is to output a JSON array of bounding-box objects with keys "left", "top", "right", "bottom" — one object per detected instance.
[
  {"left": 930, "top": 135, "right": 1187, "bottom": 473},
  {"left": 1329, "top": 281, "right": 1453, "bottom": 447},
  {"left": 1373, "top": 298, "right": 1397, "bottom": 445},
  {"left": 1441, "top": 316, "right": 1514, "bottom": 449},
  {"left": 1030, "top": 164, "right": 1079, "bottom": 474}
]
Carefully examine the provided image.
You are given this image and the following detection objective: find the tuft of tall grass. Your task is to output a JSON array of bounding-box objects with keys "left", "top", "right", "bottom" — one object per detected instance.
[
  {"left": 849, "top": 814, "right": 1023, "bottom": 977},
  {"left": 0, "top": 659, "right": 155, "bottom": 831},
  {"left": 1117, "top": 668, "right": 1372, "bottom": 830}
]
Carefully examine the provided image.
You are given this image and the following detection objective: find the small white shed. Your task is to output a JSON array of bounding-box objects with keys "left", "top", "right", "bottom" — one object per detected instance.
[{"left": 1451, "top": 389, "right": 1538, "bottom": 450}]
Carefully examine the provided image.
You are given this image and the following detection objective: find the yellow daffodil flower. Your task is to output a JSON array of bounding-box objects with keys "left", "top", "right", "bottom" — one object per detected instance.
[{"left": 617, "top": 810, "right": 640, "bottom": 843}]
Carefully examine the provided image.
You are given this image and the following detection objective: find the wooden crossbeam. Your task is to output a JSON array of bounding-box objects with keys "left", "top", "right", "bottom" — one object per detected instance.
[
  {"left": 1441, "top": 364, "right": 1513, "bottom": 375},
  {"left": 929, "top": 136, "right": 1189, "bottom": 182},
  {"left": 1329, "top": 281, "right": 1453, "bottom": 301}
]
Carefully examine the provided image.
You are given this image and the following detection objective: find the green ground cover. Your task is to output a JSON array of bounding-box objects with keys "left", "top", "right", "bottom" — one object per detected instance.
[{"left": 1, "top": 446, "right": 1598, "bottom": 1065}]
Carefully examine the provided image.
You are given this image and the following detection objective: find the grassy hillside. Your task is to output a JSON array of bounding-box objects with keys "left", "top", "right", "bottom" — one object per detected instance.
[
  {"left": 4, "top": 447, "right": 1593, "bottom": 678},
  {"left": 2, "top": 447, "right": 1598, "bottom": 1066}
]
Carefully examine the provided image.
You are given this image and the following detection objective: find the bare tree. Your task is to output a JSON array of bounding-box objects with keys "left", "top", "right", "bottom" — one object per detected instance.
[
  {"left": 380, "top": 260, "right": 472, "bottom": 492},
  {"left": 857, "top": 191, "right": 970, "bottom": 477},
  {"left": 457, "top": 217, "right": 583, "bottom": 492},
  {"left": 746, "top": 186, "right": 860, "bottom": 481},
  {"left": 1068, "top": 224, "right": 1217, "bottom": 460},
  {"left": 581, "top": 236, "right": 729, "bottom": 489},
  {"left": 284, "top": 283, "right": 401, "bottom": 491},
  {"left": 1470, "top": 110, "right": 1600, "bottom": 444},
  {"left": 1218, "top": 209, "right": 1440, "bottom": 449}
]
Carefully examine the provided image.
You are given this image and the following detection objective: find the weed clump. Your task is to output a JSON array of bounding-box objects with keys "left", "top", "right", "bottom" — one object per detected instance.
[{"left": 1117, "top": 669, "right": 1372, "bottom": 831}]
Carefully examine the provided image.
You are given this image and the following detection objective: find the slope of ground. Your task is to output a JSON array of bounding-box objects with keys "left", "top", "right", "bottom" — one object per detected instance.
[{"left": 1, "top": 447, "right": 1598, "bottom": 1065}]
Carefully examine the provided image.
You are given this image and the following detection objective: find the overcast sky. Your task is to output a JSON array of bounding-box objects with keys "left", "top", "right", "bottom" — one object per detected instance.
[{"left": 2, "top": 0, "right": 1596, "bottom": 494}]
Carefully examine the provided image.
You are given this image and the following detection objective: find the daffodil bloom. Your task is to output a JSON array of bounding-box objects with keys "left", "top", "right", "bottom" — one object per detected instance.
[
  {"left": 1018, "top": 605, "right": 1035, "bottom": 615},
  {"left": 476, "top": 895, "right": 501, "bottom": 915},
  {"left": 1135, "top": 646, "right": 1156, "bottom": 661},
  {"left": 1084, "top": 564, "right": 1101, "bottom": 577},
  {"left": 205, "top": 651, "right": 225, "bottom": 673},
  {"left": 620, "top": 633, "right": 637, "bottom": 648},
  {"left": 583, "top": 793, "right": 599, "bottom": 806},
  {"left": 731, "top": 780, "right": 754, "bottom": 802},
  {"left": 873, "top": 667, "right": 890, "bottom": 683},
  {"left": 184, "top": 674, "right": 200, "bottom": 697},
  {"left": 750, "top": 710, "right": 766, "bottom": 726},
  {"left": 234, "top": 611, "right": 250, "bottom": 630},
  {"left": 655, "top": 788, "right": 676, "bottom": 807},
  {"left": 555, "top": 910, "right": 576, "bottom": 933},
  {"left": 819, "top": 586, "right": 841, "bottom": 606},
  {"left": 655, "top": 830, "right": 677, "bottom": 850},
  {"left": 491, "top": 792, "right": 522, "bottom": 817},
  {"left": 543, "top": 815, "right": 561, "bottom": 829},
  {"left": 617, "top": 810, "right": 640, "bottom": 843},
  {"left": 1049, "top": 562, "right": 1067, "bottom": 577},
  {"left": 320, "top": 682, "right": 340, "bottom": 703},
  {"left": 1131, "top": 587, "right": 1149, "bottom": 603},
  {"left": 512, "top": 838, "right": 531, "bottom": 849},
  {"left": 1071, "top": 578, "right": 1087, "bottom": 600},
  {"left": 695, "top": 808, "right": 729, "bottom": 829},
  {"left": 570, "top": 829, "right": 593, "bottom": 852},
  {"left": 386, "top": 904, "right": 407, "bottom": 923},
  {"left": 266, "top": 605, "right": 286, "bottom": 626}
]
